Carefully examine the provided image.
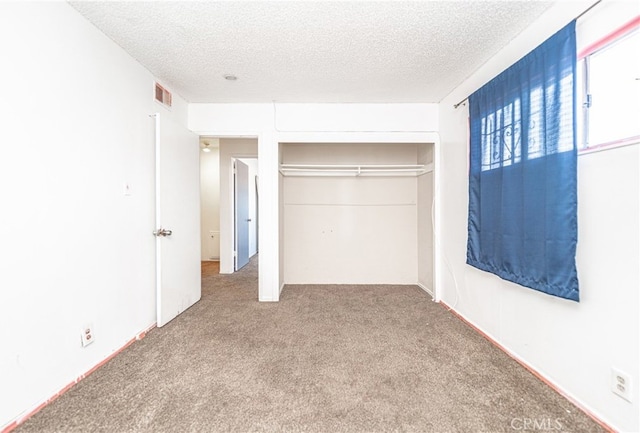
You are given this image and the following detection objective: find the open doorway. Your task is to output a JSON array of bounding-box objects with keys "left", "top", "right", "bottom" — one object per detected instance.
[
  {"left": 200, "top": 137, "right": 259, "bottom": 283},
  {"left": 279, "top": 141, "right": 435, "bottom": 295},
  {"left": 199, "top": 138, "right": 221, "bottom": 272},
  {"left": 199, "top": 137, "right": 220, "bottom": 280}
]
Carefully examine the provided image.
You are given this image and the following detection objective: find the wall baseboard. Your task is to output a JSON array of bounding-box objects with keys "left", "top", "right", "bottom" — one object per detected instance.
[
  {"left": 1, "top": 323, "right": 157, "bottom": 433},
  {"left": 439, "top": 301, "right": 616, "bottom": 433}
]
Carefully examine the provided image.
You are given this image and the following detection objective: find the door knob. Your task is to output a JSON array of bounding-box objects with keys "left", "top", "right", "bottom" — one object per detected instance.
[
  {"left": 247, "top": 218, "right": 252, "bottom": 222},
  {"left": 153, "top": 228, "right": 173, "bottom": 237}
]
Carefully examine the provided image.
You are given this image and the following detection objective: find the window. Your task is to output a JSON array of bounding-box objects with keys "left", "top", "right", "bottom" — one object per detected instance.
[
  {"left": 481, "top": 100, "right": 521, "bottom": 170},
  {"left": 467, "top": 21, "right": 579, "bottom": 301},
  {"left": 578, "top": 18, "right": 640, "bottom": 152},
  {"left": 479, "top": 73, "right": 575, "bottom": 172}
]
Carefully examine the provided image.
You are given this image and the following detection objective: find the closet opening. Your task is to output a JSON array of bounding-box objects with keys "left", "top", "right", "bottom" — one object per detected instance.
[{"left": 279, "top": 142, "right": 435, "bottom": 295}]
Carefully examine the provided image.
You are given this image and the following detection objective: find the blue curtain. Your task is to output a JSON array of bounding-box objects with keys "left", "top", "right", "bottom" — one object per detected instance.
[{"left": 467, "top": 21, "right": 579, "bottom": 301}]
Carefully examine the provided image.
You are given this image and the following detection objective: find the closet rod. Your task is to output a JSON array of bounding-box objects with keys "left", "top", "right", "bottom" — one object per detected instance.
[
  {"left": 280, "top": 164, "right": 427, "bottom": 169},
  {"left": 279, "top": 163, "right": 434, "bottom": 177}
]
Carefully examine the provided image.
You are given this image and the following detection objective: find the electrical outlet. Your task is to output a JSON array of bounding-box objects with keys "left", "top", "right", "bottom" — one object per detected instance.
[
  {"left": 611, "top": 368, "right": 632, "bottom": 402},
  {"left": 81, "top": 324, "right": 95, "bottom": 348}
]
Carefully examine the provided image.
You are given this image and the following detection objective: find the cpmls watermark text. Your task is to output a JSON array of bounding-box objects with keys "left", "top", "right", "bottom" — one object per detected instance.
[{"left": 511, "top": 418, "right": 564, "bottom": 431}]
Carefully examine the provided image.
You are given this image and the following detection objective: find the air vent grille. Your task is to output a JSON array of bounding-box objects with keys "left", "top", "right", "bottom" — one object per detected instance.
[{"left": 154, "top": 83, "right": 172, "bottom": 108}]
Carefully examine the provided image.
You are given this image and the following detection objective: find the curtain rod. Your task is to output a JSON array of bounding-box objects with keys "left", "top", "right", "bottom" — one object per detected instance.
[{"left": 452, "top": 0, "right": 602, "bottom": 109}]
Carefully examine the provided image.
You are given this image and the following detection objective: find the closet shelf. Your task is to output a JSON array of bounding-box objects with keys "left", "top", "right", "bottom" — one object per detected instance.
[{"left": 279, "top": 163, "right": 433, "bottom": 177}]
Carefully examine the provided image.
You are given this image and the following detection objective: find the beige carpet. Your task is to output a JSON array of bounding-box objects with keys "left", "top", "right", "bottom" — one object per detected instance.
[{"left": 17, "top": 256, "right": 604, "bottom": 432}]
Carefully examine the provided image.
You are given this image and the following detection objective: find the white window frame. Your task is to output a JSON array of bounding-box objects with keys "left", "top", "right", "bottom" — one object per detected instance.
[{"left": 578, "top": 17, "right": 640, "bottom": 155}]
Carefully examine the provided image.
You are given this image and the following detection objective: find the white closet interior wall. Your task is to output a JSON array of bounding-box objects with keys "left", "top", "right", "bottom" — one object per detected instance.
[{"left": 281, "top": 142, "right": 434, "bottom": 289}]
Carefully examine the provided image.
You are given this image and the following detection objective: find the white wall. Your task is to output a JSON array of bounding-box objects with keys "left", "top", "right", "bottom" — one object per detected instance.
[
  {"left": 282, "top": 143, "right": 424, "bottom": 285},
  {"left": 189, "top": 103, "right": 439, "bottom": 300},
  {"left": 218, "top": 139, "right": 258, "bottom": 274},
  {"left": 438, "top": 1, "right": 639, "bottom": 431},
  {"left": 200, "top": 141, "right": 220, "bottom": 260},
  {"left": 0, "top": 2, "right": 193, "bottom": 430},
  {"left": 417, "top": 145, "right": 434, "bottom": 293}
]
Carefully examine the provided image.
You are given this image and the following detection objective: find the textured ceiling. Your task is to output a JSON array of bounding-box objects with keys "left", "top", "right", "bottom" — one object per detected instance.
[{"left": 70, "top": 1, "right": 554, "bottom": 103}]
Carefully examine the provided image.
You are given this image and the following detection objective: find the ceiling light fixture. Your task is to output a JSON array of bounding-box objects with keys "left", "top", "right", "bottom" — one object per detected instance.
[
  {"left": 202, "top": 142, "right": 211, "bottom": 153},
  {"left": 223, "top": 74, "right": 238, "bottom": 81}
]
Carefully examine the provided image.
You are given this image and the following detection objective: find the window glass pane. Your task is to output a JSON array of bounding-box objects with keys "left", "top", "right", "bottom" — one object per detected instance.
[
  {"left": 528, "top": 87, "right": 544, "bottom": 159},
  {"left": 480, "top": 100, "right": 522, "bottom": 171},
  {"left": 587, "top": 30, "right": 640, "bottom": 146},
  {"left": 502, "top": 100, "right": 521, "bottom": 167},
  {"left": 557, "top": 74, "right": 575, "bottom": 153}
]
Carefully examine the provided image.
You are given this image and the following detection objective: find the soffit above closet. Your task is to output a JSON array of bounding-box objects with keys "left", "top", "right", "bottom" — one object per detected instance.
[{"left": 70, "top": 1, "right": 553, "bottom": 104}]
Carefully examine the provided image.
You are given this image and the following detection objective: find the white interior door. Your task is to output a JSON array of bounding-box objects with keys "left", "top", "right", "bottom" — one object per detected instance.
[
  {"left": 152, "top": 112, "right": 201, "bottom": 327},
  {"left": 234, "top": 159, "right": 250, "bottom": 270}
]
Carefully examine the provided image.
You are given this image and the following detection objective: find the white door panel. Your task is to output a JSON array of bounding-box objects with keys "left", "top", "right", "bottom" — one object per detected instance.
[
  {"left": 152, "top": 112, "right": 201, "bottom": 327},
  {"left": 234, "top": 159, "right": 250, "bottom": 270}
]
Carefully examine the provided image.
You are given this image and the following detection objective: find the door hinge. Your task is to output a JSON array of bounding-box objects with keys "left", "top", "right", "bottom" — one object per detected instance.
[{"left": 584, "top": 94, "right": 592, "bottom": 108}]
